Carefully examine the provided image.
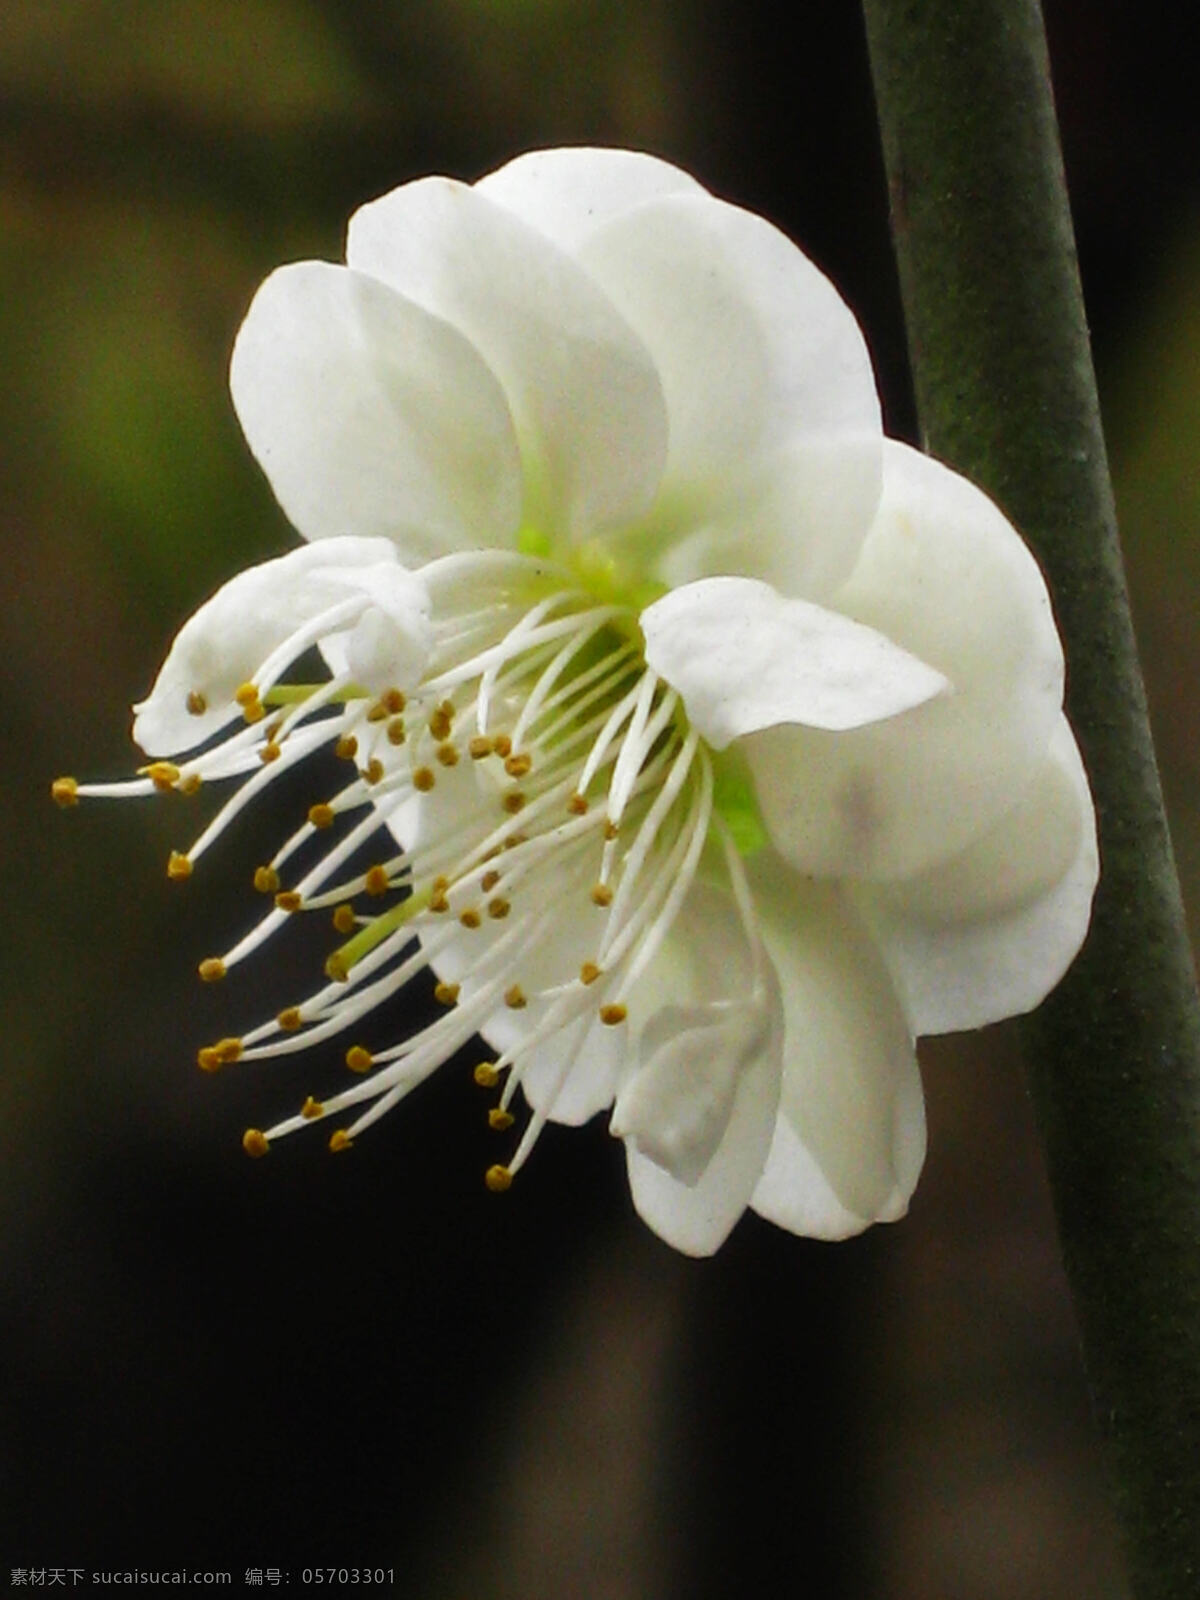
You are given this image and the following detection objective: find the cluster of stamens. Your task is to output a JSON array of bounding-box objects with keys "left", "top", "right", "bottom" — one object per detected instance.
[{"left": 53, "top": 556, "right": 717, "bottom": 1190}]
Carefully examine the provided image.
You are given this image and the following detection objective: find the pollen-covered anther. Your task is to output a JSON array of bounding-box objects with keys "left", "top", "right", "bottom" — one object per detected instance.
[
  {"left": 366, "top": 700, "right": 389, "bottom": 724},
  {"left": 277, "top": 1006, "right": 303, "bottom": 1032},
  {"left": 215, "top": 1036, "right": 243, "bottom": 1064},
  {"left": 480, "top": 870, "right": 501, "bottom": 893},
  {"left": 413, "top": 766, "right": 435, "bottom": 793},
  {"left": 493, "top": 734, "right": 513, "bottom": 760},
  {"left": 308, "top": 802, "right": 336, "bottom": 829},
  {"left": 185, "top": 690, "right": 207, "bottom": 716},
  {"left": 345, "top": 1045, "right": 373, "bottom": 1074},
  {"left": 140, "top": 761, "right": 181, "bottom": 791},
  {"left": 473, "top": 1061, "right": 500, "bottom": 1088},
  {"left": 487, "top": 898, "right": 511, "bottom": 920},
  {"left": 259, "top": 742, "right": 282, "bottom": 764},
  {"left": 600, "top": 1003, "right": 628, "bottom": 1026},
  {"left": 332, "top": 904, "right": 357, "bottom": 934},
  {"left": 429, "top": 889, "right": 450, "bottom": 914},
  {"left": 301, "top": 1096, "right": 324, "bottom": 1120},
  {"left": 198, "top": 957, "right": 226, "bottom": 983},
  {"left": 566, "top": 792, "right": 588, "bottom": 816},
  {"left": 383, "top": 688, "right": 406, "bottom": 715},
  {"left": 364, "top": 866, "right": 390, "bottom": 898},
  {"left": 364, "top": 758, "right": 385, "bottom": 785},
  {"left": 590, "top": 883, "right": 613, "bottom": 907},
  {"left": 242, "top": 1129, "right": 269, "bottom": 1159},
  {"left": 167, "top": 851, "right": 193, "bottom": 881},
  {"left": 468, "top": 735, "right": 493, "bottom": 760},
  {"left": 386, "top": 718, "right": 406, "bottom": 746},
  {"left": 428, "top": 700, "right": 455, "bottom": 740},
  {"left": 335, "top": 734, "right": 359, "bottom": 762},
  {"left": 51, "top": 777, "right": 79, "bottom": 808},
  {"left": 329, "top": 1129, "right": 354, "bottom": 1153},
  {"left": 435, "top": 742, "right": 460, "bottom": 768},
  {"left": 488, "top": 1108, "right": 515, "bottom": 1131},
  {"left": 434, "top": 981, "right": 460, "bottom": 1006},
  {"left": 485, "top": 1164, "right": 513, "bottom": 1193},
  {"left": 235, "top": 683, "right": 264, "bottom": 725},
  {"left": 197, "top": 1046, "right": 222, "bottom": 1074},
  {"left": 253, "top": 866, "right": 281, "bottom": 895},
  {"left": 603, "top": 820, "right": 620, "bottom": 842},
  {"left": 459, "top": 908, "right": 482, "bottom": 930},
  {"left": 274, "top": 890, "right": 302, "bottom": 913},
  {"left": 504, "top": 984, "right": 527, "bottom": 1010},
  {"left": 503, "top": 751, "right": 533, "bottom": 779},
  {"left": 580, "top": 961, "right": 602, "bottom": 986},
  {"left": 502, "top": 791, "right": 526, "bottom": 815}
]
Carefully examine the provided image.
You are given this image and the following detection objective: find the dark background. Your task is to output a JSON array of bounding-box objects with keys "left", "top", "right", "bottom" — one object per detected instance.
[{"left": 5, "top": 2, "right": 1199, "bottom": 1593}]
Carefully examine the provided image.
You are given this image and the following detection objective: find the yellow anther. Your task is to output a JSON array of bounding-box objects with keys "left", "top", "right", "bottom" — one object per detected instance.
[
  {"left": 504, "top": 752, "right": 532, "bottom": 778},
  {"left": 493, "top": 734, "right": 513, "bottom": 759},
  {"left": 167, "top": 851, "right": 193, "bottom": 881},
  {"left": 364, "top": 758, "right": 385, "bottom": 785},
  {"left": 468, "top": 735, "right": 494, "bottom": 760},
  {"left": 325, "top": 952, "right": 350, "bottom": 982},
  {"left": 485, "top": 1164, "right": 513, "bottom": 1193},
  {"left": 502, "top": 791, "right": 526, "bottom": 815},
  {"left": 434, "top": 980, "right": 460, "bottom": 1005},
  {"left": 178, "top": 773, "right": 202, "bottom": 795},
  {"left": 383, "top": 688, "right": 406, "bottom": 714},
  {"left": 600, "top": 1003, "right": 628, "bottom": 1026},
  {"left": 141, "top": 761, "right": 181, "bottom": 790},
  {"left": 590, "top": 883, "right": 614, "bottom": 907},
  {"left": 198, "top": 956, "right": 226, "bottom": 983},
  {"left": 365, "top": 865, "right": 390, "bottom": 897},
  {"left": 428, "top": 700, "right": 455, "bottom": 740},
  {"left": 301, "top": 1096, "right": 324, "bottom": 1120},
  {"left": 242, "top": 700, "right": 265, "bottom": 725},
  {"left": 186, "top": 690, "right": 208, "bottom": 716},
  {"left": 429, "top": 890, "right": 449, "bottom": 914},
  {"left": 197, "top": 1046, "right": 222, "bottom": 1074},
  {"left": 335, "top": 734, "right": 359, "bottom": 761},
  {"left": 567, "top": 792, "right": 589, "bottom": 815},
  {"left": 473, "top": 1061, "right": 500, "bottom": 1088},
  {"left": 242, "top": 1129, "right": 270, "bottom": 1159},
  {"left": 329, "top": 1129, "right": 354, "bottom": 1153},
  {"left": 480, "top": 869, "right": 501, "bottom": 893},
  {"left": 235, "top": 682, "right": 259, "bottom": 707},
  {"left": 604, "top": 820, "right": 620, "bottom": 841},
  {"left": 580, "top": 961, "right": 602, "bottom": 985},
  {"left": 308, "top": 802, "right": 336, "bottom": 829},
  {"left": 215, "top": 1036, "right": 243, "bottom": 1064},
  {"left": 366, "top": 700, "right": 389, "bottom": 724},
  {"left": 435, "top": 742, "right": 460, "bottom": 767},
  {"left": 274, "top": 890, "right": 302, "bottom": 913},
  {"left": 254, "top": 865, "right": 281, "bottom": 895},
  {"left": 487, "top": 898, "right": 511, "bottom": 920},
  {"left": 488, "top": 1107, "right": 515, "bottom": 1132},
  {"left": 459, "top": 908, "right": 482, "bottom": 930},
  {"left": 51, "top": 776, "right": 79, "bottom": 808},
  {"left": 332, "top": 903, "right": 357, "bottom": 934},
  {"left": 259, "top": 742, "right": 281, "bottom": 764},
  {"left": 504, "top": 984, "right": 527, "bottom": 1010},
  {"left": 345, "top": 1045, "right": 373, "bottom": 1074},
  {"left": 387, "top": 717, "right": 407, "bottom": 746},
  {"left": 413, "top": 766, "right": 435, "bottom": 793},
  {"left": 277, "top": 1007, "right": 303, "bottom": 1032}
]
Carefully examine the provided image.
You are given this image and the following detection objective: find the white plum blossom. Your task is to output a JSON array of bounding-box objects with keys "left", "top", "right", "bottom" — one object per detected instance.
[{"left": 54, "top": 148, "right": 1097, "bottom": 1255}]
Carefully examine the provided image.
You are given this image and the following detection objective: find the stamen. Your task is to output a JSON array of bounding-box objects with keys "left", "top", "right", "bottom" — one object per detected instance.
[
  {"left": 488, "top": 1108, "right": 514, "bottom": 1131},
  {"left": 242, "top": 1129, "right": 270, "bottom": 1158},
  {"left": 301, "top": 1096, "right": 324, "bottom": 1120},
  {"left": 346, "top": 1046, "right": 374, "bottom": 1074},
  {"left": 328, "top": 1130, "right": 354, "bottom": 1152},
  {"left": 167, "top": 851, "right": 193, "bottom": 881},
  {"left": 434, "top": 981, "right": 460, "bottom": 1005},
  {"left": 254, "top": 866, "right": 280, "bottom": 894},
  {"left": 485, "top": 1164, "right": 513, "bottom": 1193},
  {"left": 413, "top": 767, "right": 435, "bottom": 792},
  {"left": 474, "top": 1062, "right": 500, "bottom": 1087},
  {"left": 52, "top": 777, "right": 79, "bottom": 807},
  {"left": 186, "top": 691, "right": 207, "bottom": 715},
  {"left": 198, "top": 957, "right": 226, "bottom": 983},
  {"left": 599, "top": 1004, "right": 627, "bottom": 1026}
]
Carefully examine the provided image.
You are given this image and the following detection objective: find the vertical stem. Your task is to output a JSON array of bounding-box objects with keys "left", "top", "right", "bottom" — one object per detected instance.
[{"left": 861, "top": 2, "right": 1200, "bottom": 1595}]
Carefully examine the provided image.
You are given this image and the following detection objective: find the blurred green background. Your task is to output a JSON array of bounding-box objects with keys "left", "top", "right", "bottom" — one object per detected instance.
[{"left": 5, "top": 2, "right": 1198, "bottom": 1593}]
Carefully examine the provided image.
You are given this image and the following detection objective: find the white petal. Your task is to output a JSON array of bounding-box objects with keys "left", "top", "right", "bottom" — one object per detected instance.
[
  {"left": 852, "top": 717, "right": 1098, "bottom": 1035},
  {"left": 476, "top": 146, "right": 707, "bottom": 252},
  {"left": 132, "top": 536, "right": 407, "bottom": 755},
  {"left": 346, "top": 178, "right": 668, "bottom": 540},
  {"left": 577, "top": 192, "right": 882, "bottom": 598},
  {"left": 746, "top": 866, "right": 926, "bottom": 1234},
  {"left": 641, "top": 575, "right": 948, "bottom": 751},
  {"left": 745, "top": 441, "right": 1066, "bottom": 880},
  {"left": 230, "top": 261, "right": 523, "bottom": 558}
]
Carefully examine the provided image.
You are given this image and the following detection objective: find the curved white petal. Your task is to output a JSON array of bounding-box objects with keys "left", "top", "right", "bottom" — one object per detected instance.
[
  {"left": 577, "top": 192, "right": 882, "bottom": 599},
  {"left": 852, "top": 717, "right": 1098, "bottom": 1035},
  {"left": 747, "top": 865, "right": 926, "bottom": 1234},
  {"left": 641, "top": 576, "right": 948, "bottom": 750},
  {"left": 230, "top": 262, "right": 523, "bottom": 559},
  {"left": 476, "top": 146, "right": 707, "bottom": 252},
  {"left": 346, "top": 178, "right": 668, "bottom": 540},
  {"left": 746, "top": 441, "right": 1066, "bottom": 880},
  {"left": 133, "top": 536, "right": 412, "bottom": 755}
]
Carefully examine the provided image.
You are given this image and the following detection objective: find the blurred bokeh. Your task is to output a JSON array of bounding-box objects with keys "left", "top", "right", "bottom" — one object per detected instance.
[{"left": 4, "top": 1, "right": 1197, "bottom": 1593}]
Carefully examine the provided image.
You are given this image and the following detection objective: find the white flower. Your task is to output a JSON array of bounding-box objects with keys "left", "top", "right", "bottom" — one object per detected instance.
[{"left": 55, "top": 148, "right": 1097, "bottom": 1256}]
